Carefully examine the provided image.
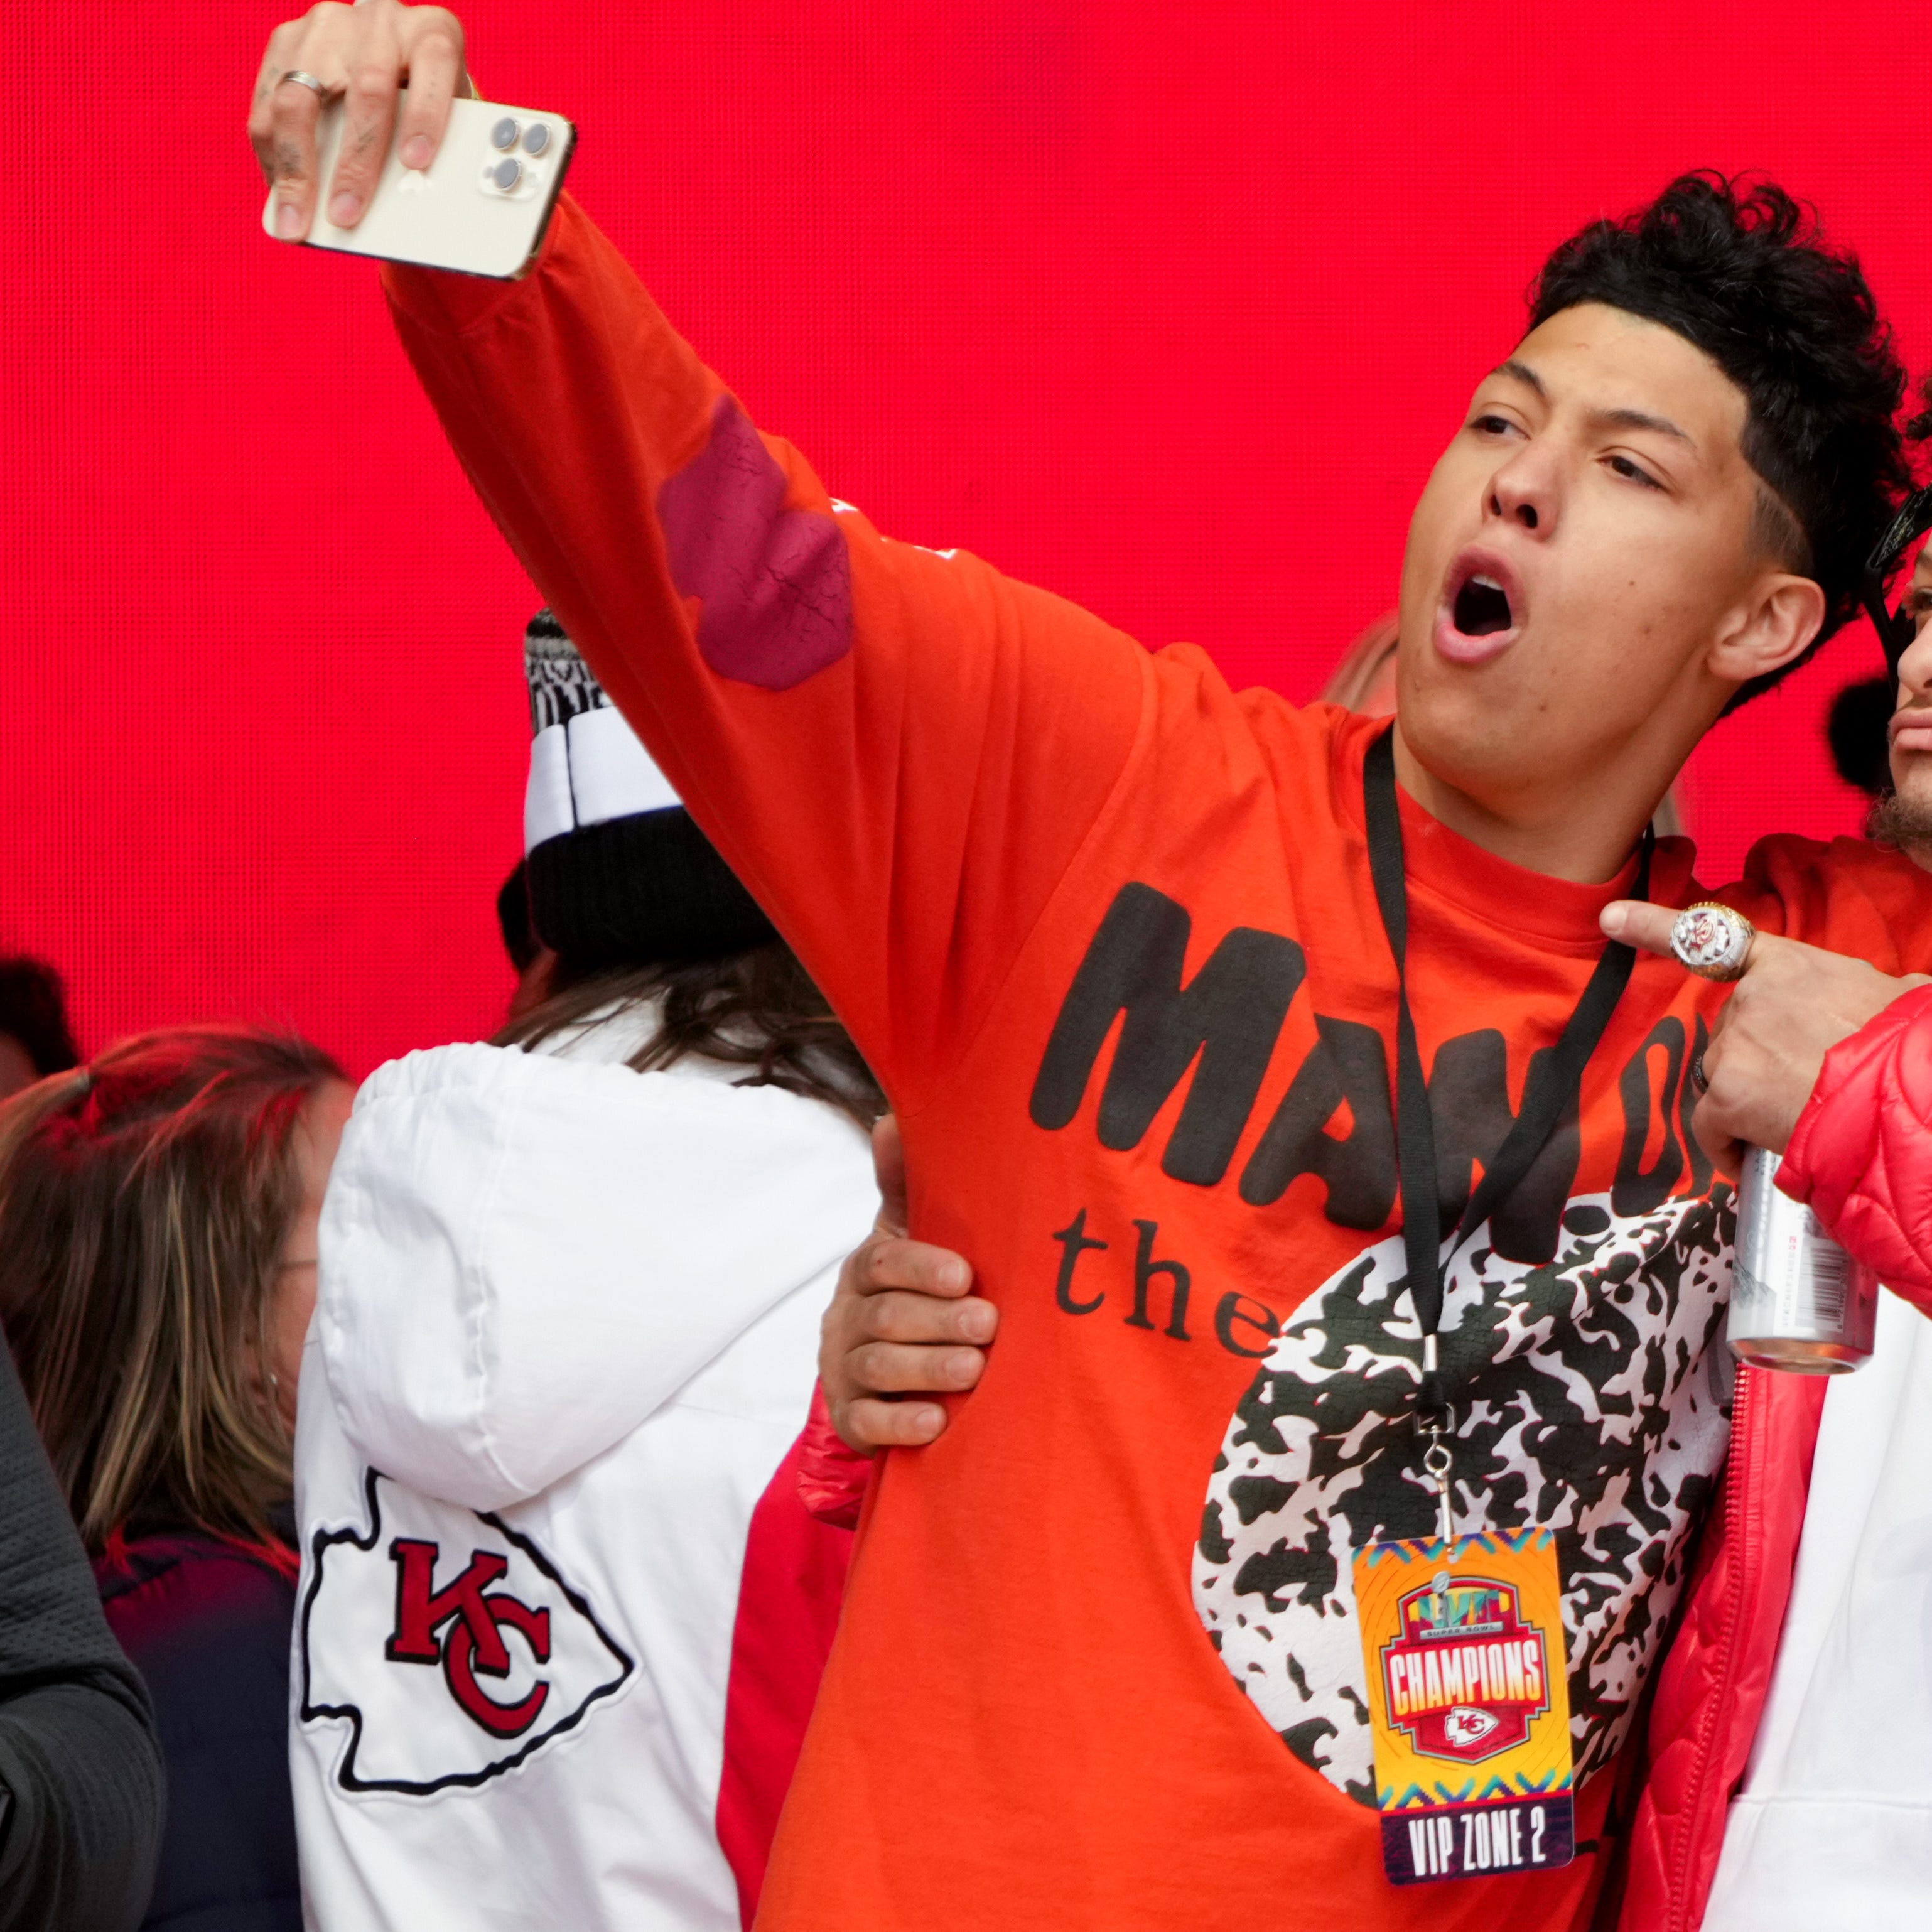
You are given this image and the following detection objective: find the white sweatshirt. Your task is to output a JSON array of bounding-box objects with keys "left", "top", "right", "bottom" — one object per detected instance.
[
  {"left": 290, "top": 1022, "right": 877, "bottom": 1931},
  {"left": 1704, "top": 1286, "right": 1932, "bottom": 1929}
]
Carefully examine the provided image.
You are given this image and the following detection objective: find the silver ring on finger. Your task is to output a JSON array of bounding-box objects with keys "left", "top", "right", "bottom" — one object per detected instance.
[
  {"left": 1669, "top": 902, "right": 1756, "bottom": 983},
  {"left": 276, "top": 69, "right": 332, "bottom": 98},
  {"left": 1690, "top": 1053, "right": 1710, "bottom": 1096}
]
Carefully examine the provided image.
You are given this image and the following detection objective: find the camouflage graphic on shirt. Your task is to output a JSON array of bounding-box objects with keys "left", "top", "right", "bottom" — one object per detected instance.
[{"left": 1194, "top": 1185, "right": 1735, "bottom": 1805}]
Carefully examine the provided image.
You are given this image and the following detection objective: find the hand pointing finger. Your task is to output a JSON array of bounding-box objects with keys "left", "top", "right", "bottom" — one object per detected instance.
[
  {"left": 1601, "top": 898, "right": 1928, "bottom": 1170},
  {"left": 1598, "top": 900, "right": 1690, "bottom": 958}
]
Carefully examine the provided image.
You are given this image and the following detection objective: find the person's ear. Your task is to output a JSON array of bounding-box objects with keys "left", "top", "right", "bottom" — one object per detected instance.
[{"left": 1707, "top": 573, "right": 1827, "bottom": 691}]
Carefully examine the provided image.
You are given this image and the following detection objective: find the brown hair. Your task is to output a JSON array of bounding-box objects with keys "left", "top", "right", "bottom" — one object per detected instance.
[
  {"left": 497, "top": 944, "right": 882, "bottom": 1129},
  {"left": 0, "top": 1025, "right": 345, "bottom": 1552}
]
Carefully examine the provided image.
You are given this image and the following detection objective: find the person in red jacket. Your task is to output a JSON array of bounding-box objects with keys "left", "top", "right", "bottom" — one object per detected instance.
[
  {"left": 1594, "top": 521, "right": 1932, "bottom": 1931},
  {"left": 251, "top": 11, "right": 1932, "bottom": 1928}
]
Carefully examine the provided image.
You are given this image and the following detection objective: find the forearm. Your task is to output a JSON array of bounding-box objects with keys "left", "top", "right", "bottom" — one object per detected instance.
[
  {"left": 386, "top": 192, "right": 926, "bottom": 1071},
  {"left": 383, "top": 198, "right": 733, "bottom": 784},
  {"left": 384, "top": 193, "right": 1144, "bottom": 1098},
  {"left": 0, "top": 1340, "right": 163, "bottom": 1928},
  {"left": 0, "top": 1677, "right": 164, "bottom": 1932}
]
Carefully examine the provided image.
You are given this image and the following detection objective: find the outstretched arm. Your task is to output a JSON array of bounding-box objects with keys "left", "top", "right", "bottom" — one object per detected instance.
[{"left": 252, "top": 4, "right": 1148, "bottom": 1111}]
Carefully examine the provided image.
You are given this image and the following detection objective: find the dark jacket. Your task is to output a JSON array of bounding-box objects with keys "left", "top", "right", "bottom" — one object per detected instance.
[
  {"left": 0, "top": 1333, "right": 165, "bottom": 1929},
  {"left": 95, "top": 1526, "right": 300, "bottom": 1932}
]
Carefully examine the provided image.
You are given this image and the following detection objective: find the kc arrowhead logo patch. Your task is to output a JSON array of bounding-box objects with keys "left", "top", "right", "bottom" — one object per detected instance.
[
  {"left": 300, "top": 1470, "right": 634, "bottom": 1795},
  {"left": 1443, "top": 1705, "right": 1501, "bottom": 1751}
]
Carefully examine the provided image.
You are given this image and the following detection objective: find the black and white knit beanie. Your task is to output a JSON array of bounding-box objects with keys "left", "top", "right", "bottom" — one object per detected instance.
[{"left": 522, "top": 610, "right": 777, "bottom": 968}]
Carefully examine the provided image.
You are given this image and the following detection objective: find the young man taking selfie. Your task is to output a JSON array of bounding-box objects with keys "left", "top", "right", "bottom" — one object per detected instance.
[
  {"left": 826, "top": 529, "right": 1932, "bottom": 1932},
  {"left": 251, "top": 8, "right": 1932, "bottom": 1928}
]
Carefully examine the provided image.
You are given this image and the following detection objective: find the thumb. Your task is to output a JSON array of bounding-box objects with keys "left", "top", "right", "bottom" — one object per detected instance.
[
  {"left": 870, "top": 1112, "right": 908, "bottom": 1236},
  {"left": 1602, "top": 900, "right": 1791, "bottom": 981},
  {"left": 1601, "top": 900, "right": 1689, "bottom": 957}
]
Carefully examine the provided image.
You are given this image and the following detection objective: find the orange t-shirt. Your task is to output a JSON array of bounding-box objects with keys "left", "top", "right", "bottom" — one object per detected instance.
[{"left": 385, "top": 197, "right": 1932, "bottom": 1931}]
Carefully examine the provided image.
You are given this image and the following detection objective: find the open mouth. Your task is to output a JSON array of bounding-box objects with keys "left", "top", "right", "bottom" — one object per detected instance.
[
  {"left": 1452, "top": 574, "right": 1514, "bottom": 637},
  {"left": 1434, "top": 549, "right": 1524, "bottom": 665}
]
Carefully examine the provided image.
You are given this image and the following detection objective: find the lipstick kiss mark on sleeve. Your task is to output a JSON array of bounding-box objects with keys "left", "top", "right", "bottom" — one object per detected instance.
[{"left": 657, "top": 398, "right": 854, "bottom": 690}]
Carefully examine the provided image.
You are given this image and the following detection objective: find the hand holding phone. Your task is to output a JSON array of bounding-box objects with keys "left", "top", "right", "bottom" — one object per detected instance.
[
  {"left": 260, "top": 90, "right": 574, "bottom": 279},
  {"left": 252, "top": 4, "right": 466, "bottom": 234}
]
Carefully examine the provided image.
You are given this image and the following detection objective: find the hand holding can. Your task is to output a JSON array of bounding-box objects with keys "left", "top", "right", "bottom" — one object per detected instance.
[{"left": 1727, "top": 1145, "right": 1878, "bottom": 1374}]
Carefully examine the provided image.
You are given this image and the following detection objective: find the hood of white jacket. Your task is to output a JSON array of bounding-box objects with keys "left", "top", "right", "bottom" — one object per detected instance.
[{"left": 316, "top": 1038, "right": 873, "bottom": 1513}]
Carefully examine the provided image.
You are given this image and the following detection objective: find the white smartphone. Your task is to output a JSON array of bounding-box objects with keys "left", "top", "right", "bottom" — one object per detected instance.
[{"left": 261, "top": 90, "right": 576, "bottom": 279}]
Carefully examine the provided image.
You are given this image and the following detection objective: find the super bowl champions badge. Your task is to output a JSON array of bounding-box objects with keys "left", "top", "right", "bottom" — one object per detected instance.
[{"left": 1351, "top": 1529, "right": 1575, "bottom": 1886}]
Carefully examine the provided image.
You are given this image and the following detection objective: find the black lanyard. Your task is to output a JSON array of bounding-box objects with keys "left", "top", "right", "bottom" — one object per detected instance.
[{"left": 1363, "top": 727, "right": 1651, "bottom": 1430}]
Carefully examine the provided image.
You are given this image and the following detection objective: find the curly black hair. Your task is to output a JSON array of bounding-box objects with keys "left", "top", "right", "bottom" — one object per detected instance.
[
  {"left": 1906, "top": 370, "right": 1932, "bottom": 448},
  {"left": 1530, "top": 173, "right": 1909, "bottom": 708}
]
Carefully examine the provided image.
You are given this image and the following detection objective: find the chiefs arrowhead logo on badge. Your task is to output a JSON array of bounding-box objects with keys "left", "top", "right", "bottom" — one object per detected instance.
[
  {"left": 300, "top": 1470, "right": 634, "bottom": 1795},
  {"left": 1442, "top": 1705, "right": 1501, "bottom": 1751}
]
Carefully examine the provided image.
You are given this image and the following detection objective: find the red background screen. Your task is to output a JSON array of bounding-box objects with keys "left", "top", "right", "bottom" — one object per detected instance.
[{"left": 4, "top": 1, "right": 1926, "bottom": 1076}]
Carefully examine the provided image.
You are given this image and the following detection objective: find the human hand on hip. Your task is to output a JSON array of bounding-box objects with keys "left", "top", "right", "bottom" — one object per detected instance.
[{"left": 818, "top": 1116, "right": 996, "bottom": 1454}]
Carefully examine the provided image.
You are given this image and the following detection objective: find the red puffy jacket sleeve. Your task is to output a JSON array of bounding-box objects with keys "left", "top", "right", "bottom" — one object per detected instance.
[
  {"left": 1778, "top": 981, "right": 1932, "bottom": 1310},
  {"left": 795, "top": 1384, "right": 873, "bottom": 1531}
]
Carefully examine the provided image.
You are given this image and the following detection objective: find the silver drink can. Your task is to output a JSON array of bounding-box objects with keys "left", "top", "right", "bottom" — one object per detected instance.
[{"left": 1728, "top": 1145, "right": 1877, "bottom": 1374}]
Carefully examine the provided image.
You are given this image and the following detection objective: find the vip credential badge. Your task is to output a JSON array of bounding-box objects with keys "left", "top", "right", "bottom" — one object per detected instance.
[{"left": 1351, "top": 1528, "right": 1575, "bottom": 1886}]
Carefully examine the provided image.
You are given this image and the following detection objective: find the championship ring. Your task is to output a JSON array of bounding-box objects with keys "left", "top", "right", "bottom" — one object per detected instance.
[{"left": 1669, "top": 902, "right": 1755, "bottom": 982}]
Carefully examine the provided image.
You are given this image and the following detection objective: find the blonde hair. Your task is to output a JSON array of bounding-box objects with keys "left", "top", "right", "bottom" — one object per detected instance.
[
  {"left": 0, "top": 1025, "right": 343, "bottom": 1552},
  {"left": 1320, "top": 613, "right": 1401, "bottom": 711}
]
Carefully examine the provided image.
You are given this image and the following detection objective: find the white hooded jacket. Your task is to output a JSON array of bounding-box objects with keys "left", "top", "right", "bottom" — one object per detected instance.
[
  {"left": 290, "top": 1020, "right": 877, "bottom": 1930},
  {"left": 1704, "top": 1286, "right": 1932, "bottom": 1929}
]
